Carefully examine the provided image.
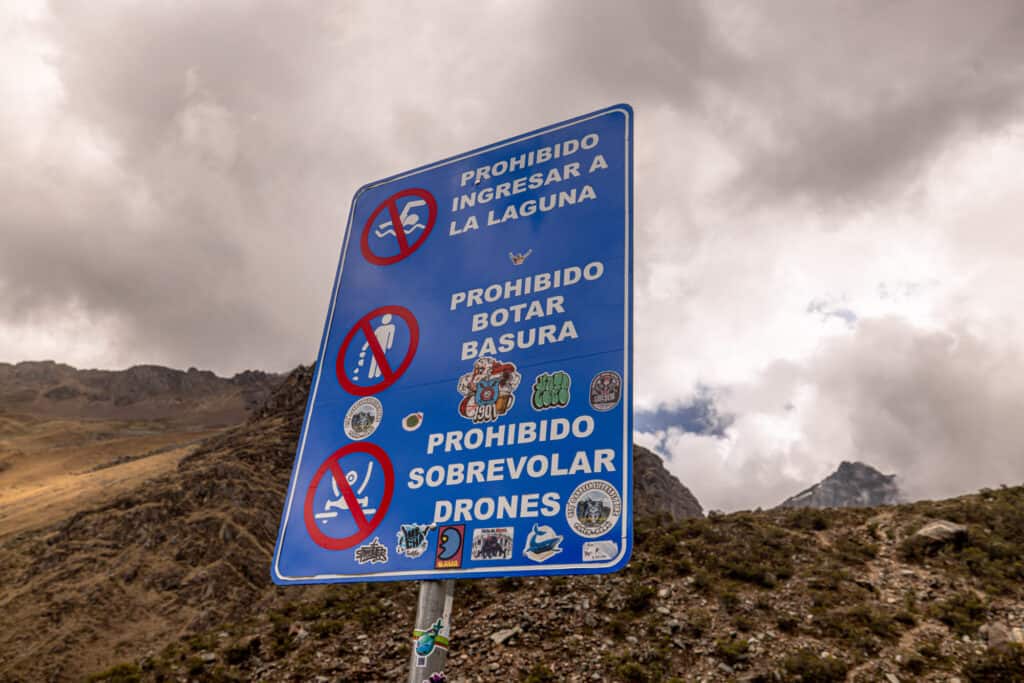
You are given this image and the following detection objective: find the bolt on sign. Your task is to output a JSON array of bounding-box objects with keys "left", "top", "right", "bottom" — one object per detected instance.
[{"left": 272, "top": 104, "right": 634, "bottom": 583}]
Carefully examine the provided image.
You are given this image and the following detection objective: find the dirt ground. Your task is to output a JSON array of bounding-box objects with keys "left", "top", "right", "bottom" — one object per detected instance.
[{"left": 0, "top": 414, "right": 224, "bottom": 539}]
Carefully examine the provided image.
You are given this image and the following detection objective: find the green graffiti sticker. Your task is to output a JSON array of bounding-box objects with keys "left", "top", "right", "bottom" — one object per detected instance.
[{"left": 531, "top": 371, "right": 571, "bottom": 411}]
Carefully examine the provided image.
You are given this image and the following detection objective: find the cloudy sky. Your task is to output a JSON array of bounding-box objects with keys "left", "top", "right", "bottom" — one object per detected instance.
[{"left": 3, "top": 1, "right": 1023, "bottom": 510}]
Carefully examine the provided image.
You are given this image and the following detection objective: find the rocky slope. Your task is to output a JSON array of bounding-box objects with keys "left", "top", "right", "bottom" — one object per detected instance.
[
  {"left": 2, "top": 368, "right": 1022, "bottom": 682},
  {"left": 0, "top": 361, "right": 281, "bottom": 426},
  {"left": 779, "top": 461, "right": 904, "bottom": 510},
  {"left": 0, "top": 367, "right": 700, "bottom": 681}
]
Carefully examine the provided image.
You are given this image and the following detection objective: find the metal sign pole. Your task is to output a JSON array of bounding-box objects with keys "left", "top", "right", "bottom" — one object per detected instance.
[{"left": 408, "top": 579, "right": 454, "bottom": 683}]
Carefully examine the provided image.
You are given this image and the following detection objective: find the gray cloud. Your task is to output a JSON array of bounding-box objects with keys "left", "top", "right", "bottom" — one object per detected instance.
[
  {"left": 721, "top": 1, "right": 1024, "bottom": 207},
  {"left": 3, "top": 2, "right": 1024, "bottom": 507}
]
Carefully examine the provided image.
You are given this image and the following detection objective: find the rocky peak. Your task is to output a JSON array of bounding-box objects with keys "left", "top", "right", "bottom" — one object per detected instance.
[
  {"left": 778, "top": 460, "right": 903, "bottom": 509},
  {"left": 633, "top": 444, "right": 704, "bottom": 520}
]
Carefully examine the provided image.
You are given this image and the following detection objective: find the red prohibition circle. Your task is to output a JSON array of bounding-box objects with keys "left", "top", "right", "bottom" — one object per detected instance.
[
  {"left": 336, "top": 305, "right": 419, "bottom": 396},
  {"left": 360, "top": 188, "right": 437, "bottom": 266},
  {"left": 303, "top": 442, "right": 395, "bottom": 551}
]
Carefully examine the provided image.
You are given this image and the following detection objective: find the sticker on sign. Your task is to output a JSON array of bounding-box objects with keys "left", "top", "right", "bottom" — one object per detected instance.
[{"left": 272, "top": 104, "right": 633, "bottom": 584}]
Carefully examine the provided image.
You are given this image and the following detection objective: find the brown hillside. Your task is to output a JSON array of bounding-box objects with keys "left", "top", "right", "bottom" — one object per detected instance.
[{"left": 2, "top": 366, "right": 1023, "bottom": 682}]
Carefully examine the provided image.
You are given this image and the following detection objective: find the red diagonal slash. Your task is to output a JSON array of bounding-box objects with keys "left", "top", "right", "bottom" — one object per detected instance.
[{"left": 359, "top": 319, "right": 393, "bottom": 380}]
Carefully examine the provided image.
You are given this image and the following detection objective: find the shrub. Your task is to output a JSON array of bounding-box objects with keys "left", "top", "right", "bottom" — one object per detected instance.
[
  {"left": 685, "top": 608, "right": 712, "bottom": 638},
  {"left": 931, "top": 592, "right": 987, "bottom": 636},
  {"left": 714, "top": 637, "right": 750, "bottom": 666},
  {"left": 625, "top": 584, "right": 656, "bottom": 613},
  {"left": 86, "top": 663, "right": 142, "bottom": 683},
  {"left": 782, "top": 650, "right": 849, "bottom": 682},
  {"left": 223, "top": 637, "right": 260, "bottom": 665},
  {"left": 614, "top": 662, "right": 650, "bottom": 683},
  {"left": 963, "top": 644, "right": 1024, "bottom": 682},
  {"left": 522, "top": 663, "right": 557, "bottom": 683},
  {"left": 785, "top": 508, "right": 830, "bottom": 531}
]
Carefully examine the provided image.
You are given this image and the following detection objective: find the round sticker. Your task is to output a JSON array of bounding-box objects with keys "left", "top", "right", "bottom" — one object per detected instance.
[
  {"left": 565, "top": 479, "right": 622, "bottom": 538},
  {"left": 344, "top": 397, "right": 383, "bottom": 440},
  {"left": 589, "top": 371, "right": 622, "bottom": 412}
]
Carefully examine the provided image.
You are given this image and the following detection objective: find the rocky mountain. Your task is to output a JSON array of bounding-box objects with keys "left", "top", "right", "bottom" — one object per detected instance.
[
  {"left": 633, "top": 445, "right": 703, "bottom": 520},
  {"left": 778, "top": 460, "right": 904, "bottom": 510},
  {"left": 2, "top": 368, "right": 1023, "bottom": 682},
  {"left": 0, "top": 361, "right": 282, "bottom": 426}
]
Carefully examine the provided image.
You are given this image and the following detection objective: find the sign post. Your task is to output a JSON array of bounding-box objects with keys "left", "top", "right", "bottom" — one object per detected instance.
[
  {"left": 272, "top": 104, "right": 633, "bottom": 678},
  {"left": 408, "top": 580, "right": 454, "bottom": 683}
]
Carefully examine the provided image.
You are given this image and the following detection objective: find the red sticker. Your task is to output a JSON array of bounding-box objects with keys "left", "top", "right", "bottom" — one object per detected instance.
[
  {"left": 303, "top": 442, "right": 394, "bottom": 551},
  {"left": 336, "top": 305, "right": 419, "bottom": 396},
  {"left": 360, "top": 188, "right": 437, "bottom": 265}
]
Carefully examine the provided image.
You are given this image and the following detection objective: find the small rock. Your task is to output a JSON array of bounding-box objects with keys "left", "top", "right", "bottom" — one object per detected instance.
[
  {"left": 885, "top": 674, "right": 900, "bottom": 683},
  {"left": 625, "top": 635, "right": 638, "bottom": 644},
  {"left": 200, "top": 652, "right": 216, "bottom": 663},
  {"left": 987, "top": 623, "right": 1024, "bottom": 647},
  {"left": 656, "top": 606, "right": 671, "bottom": 615},
  {"left": 718, "top": 663, "right": 734, "bottom": 674},
  {"left": 657, "top": 587, "right": 670, "bottom": 598},
  {"left": 489, "top": 626, "right": 522, "bottom": 645}
]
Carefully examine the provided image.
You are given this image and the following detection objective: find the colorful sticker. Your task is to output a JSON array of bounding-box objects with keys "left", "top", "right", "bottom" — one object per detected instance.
[
  {"left": 402, "top": 411, "right": 424, "bottom": 431},
  {"left": 414, "top": 619, "right": 448, "bottom": 657},
  {"left": 589, "top": 371, "right": 622, "bottom": 412},
  {"left": 531, "top": 370, "right": 571, "bottom": 410},
  {"left": 344, "top": 397, "right": 383, "bottom": 440},
  {"left": 522, "top": 523, "right": 564, "bottom": 563},
  {"left": 396, "top": 522, "right": 435, "bottom": 559},
  {"left": 434, "top": 524, "right": 465, "bottom": 569},
  {"left": 582, "top": 540, "right": 619, "bottom": 562},
  {"left": 457, "top": 357, "right": 521, "bottom": 423},
  {"left": 354, "top": 536, "right": 389, "bottom": 564},
  {"left": 470, "top": 526, "right": 514, "bottom": 561},
  {"left": 566, "top": 480, "right": 622, "bottom": 538}
]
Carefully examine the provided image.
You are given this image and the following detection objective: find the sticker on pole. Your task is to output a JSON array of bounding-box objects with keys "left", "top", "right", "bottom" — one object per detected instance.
[
  {"left": 272, "top": 104, "right": 633, "bottom": 585},
  {"left": 304, "top": 442, "right": 395, "bottom": 551},
  {"left": 336, "top": 305, "right": 419, "bottom": 396},
  {"left": 361, "top": 188, "right": 437, "bottom": 265}
]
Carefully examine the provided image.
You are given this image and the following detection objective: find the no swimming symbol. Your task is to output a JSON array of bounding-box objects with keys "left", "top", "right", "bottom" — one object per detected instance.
[{"left": 361, "top": 188, "right": 437, "bottom": 266}]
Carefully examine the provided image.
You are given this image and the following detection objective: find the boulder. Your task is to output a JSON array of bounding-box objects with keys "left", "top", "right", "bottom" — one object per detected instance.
[{"left": 913, "top": 520, "right": 968, "bottom": 548}]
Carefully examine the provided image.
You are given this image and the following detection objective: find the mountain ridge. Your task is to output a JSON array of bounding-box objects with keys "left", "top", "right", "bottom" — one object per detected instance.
[
  {"left": 779, "top": 460, "right": 904, "bottom": 510},
  {"left": 0, "top": 360, "right": 282, "bottom": 427}
]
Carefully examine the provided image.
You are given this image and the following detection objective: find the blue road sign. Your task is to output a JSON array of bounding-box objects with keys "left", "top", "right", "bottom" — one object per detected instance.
[{"left": 272, "top": 104, "right": 633, "bottom": 583}]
